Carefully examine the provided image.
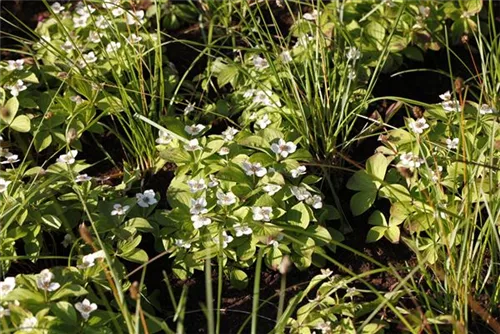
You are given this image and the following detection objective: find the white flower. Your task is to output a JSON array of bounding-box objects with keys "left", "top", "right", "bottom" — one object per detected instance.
[
  {"left": 175, "top": 239, "right": 191, "bottom": 249},
  {"left": 303, "top": 9, "right": 318, "bottom": 21},
  {"left": 102, "top": 0, "right": 120, "bottom": 10},
  {"left": 267, "top": 234, "right": 283, "bottom": 247},
  {"left": 191, "top": 215, "right": 211, "bottom": 229},
  {"left": 0, "top": 177, "right": 12, "bottom": 194},
  {"left": 184, "top": 139, "right": 202, "bottom": 151},
  {"left": 242, "top": 161, "right": 267, "bottom": 177},
  {"left": 1, "top": 152, "right": 19, "bottom": 164},
  {"left": 184, "top": 124, "right": 206, "bottom": 136},
  {"left": 95, "top": 15, "right": 110, "bottom": 29},
  {"left": 290, "top": 165, "right": 307, "bottom": 178},
  {"left": 73, "top": 14, "right": 89, "bottom": 28},
  {"left": 112, "top": 7, "right": 124, "bottom": 17},
  {"left": 51, "top": 2, "right": 64, "bottom": 14},
  {"left": 184, "top": 102, "right": 195, "bottom": 115},
  {"left": 83, "top": 51, "right": 97, "bottom": 63},
  {"left": 0, "top": 306, "right": 10, "bottom": 318},
  {"left": 252, "top": 55, "right": 269, "bottom": 69},
  {"left": 75, "top": 299, "right": 98, "bottom": 320},
  {"left": 36, "top": 269, "right": 60, "bottom": 292},
  {"left": 76, "top": 2, "right": 95, "bottom": 16},
  {"left": 19, "top": 317, "right": 38, "bottom": 331},
  {"left": 233, "top": 223, "right": 252, "bottom": 237},
  {"left": 61, "top": 40, "right": 74, "bottom": 53},
  {"left": 218, "top": 147, "right": 230, "bottom": 156},
  {"left": 280, "top": 51, "right": 292, "bottom": 63},
  {"left": 222, "top": 127, "right": 239, "bottom": 141},
  {"left": 87, "top": 31, "right": 101, "bottom": 43},
  {"left": 136, "top": 189, "right": 157, "bottom": 208},
  {"left": 78, "top": 250, "right": 105, "bottom": 269},
  {"left": 409, "top": 118, "right": 429, "bottom": 135},
  {"left": 75, "top": 174, "right": 92, "bottom": 182},
  {"left": 439, "top": 90, "right": 452, "bottom": 101},
  {"left": 442, "top": 99, "right": 460, "bottom": 113},
  {"left": 253, "top": 91, "right": 273, "bottom": 107},
  {"left": 479, "top": 104, "right": 495, "bottom": 115},
  {"left": 7, "top": 79, "right": 27, "bottom": 97},
  {"left": 263, "top": 184, "right": 282, "bottom": 196},
  {"left": 190, "top": 197, "right": 208, "bottom": 215},
  {"left": 306, "top": 194, "right": 323, "bottom": 209},
  {"left": 0, "top": 277, "right": 16, "bottom": 298},
  {"left": 213, "top": 231, "right": 233, "bottom": 248},
  {"left": 187, "top": 179, "right": 207, "bottom": 193},
  {"left": 208, "top": 175, "right": 219, "bottom": 188},
  {"left": 127, "top": 33, "right": 142, "bottom": 43},
  {"left": 398, "top": 152, "right": 424, "bottom": 169},
  {"left": 252, "top": 206, "right": 272, "bottom": 221},
  {"left": 291, "top": 186, "right": 312, "bottom": 201},
  {"left": 346, "top": 46, "right": 361, "bottom": 61},
  {"left": 315, "top": 321, "right": 332, "bottom": 334},
  {"left": 106, "top": 41, "right": 121, "bottom": 53},
  {"left": 70, "top": 95, "right": 84, "bottom": 104},
  {"left": 255, "top": 114, "right": 271, "bottom": 129},
  {"left": 126, "top": 10, "right": 144, "bottom": 25},
  {"left": 446, "top": 137, "right": 459, "bottom": 150},
  {"left": 61, "top": 234, "right": 73, "bottom": 248},
  {"left": 271, "top": 139, "right": 297, "bottom": 158},
  {"left": 430, "top": 165, "right": 443, "bottom": 182},
  {"left": 156, "top": 130, "right": 172, "bottom": 145},
  {"left": 57, "top": 150, "right": 78, "bottom": 164},
  {"left": 216, "top": 191, "right": 237, "bottom": 206},
  {"left": 6, "top": 59, "right": 24, "bottom": 71},
  {"left": 111, "top": 203, "right": 129, "bottom": 216}
]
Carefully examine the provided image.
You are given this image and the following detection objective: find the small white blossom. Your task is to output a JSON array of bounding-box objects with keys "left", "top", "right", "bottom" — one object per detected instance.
[
  {"left": 57, "top": 150, "right": 78, "bottom": 164},
  {"left": 398, "top": 152, "right": 424, "bottom": 169},
  {"left": 19, "top": 317, "right": 38, "bottom": 332},
  {"left": 479, "top": 104, "right": 495, "bottom": 115},
  {"left": 190, "top": 197, "right": 208, "bottom": 215},
  {"left": 75, "top": 299, "right": 98, "bottom": 320},
  {"left": 303, "top": 9, "right": 318, "bottom": 21},
  {"left": 73, "top": 14, "right": 89, "bottom": 28},
  {"left": 112, "top": 7, "right": 125, "bottom": 17},
  {"left": 136, "top": 189, "right": 157, "bottom": 208},
  {"left": 6, "top": 59, "right": 24, "bottom": 71},
  {"left": 75, "top": 174, "right": 92, "bottom": 182},
  {"left": 106, "top": 41, "right": 121, "bottom": 53},
  {"left": 263, "top": 184, "right": 282, "bottom": 196},
  {"left": 184, "top": 124, "right": 206, "bottom": 136},
  {"left": 315, "top": 321, "right": 332, "bottom": 334},
  {"left": 280, "top": 50, "right": 292, "bottom": 63},
  {"left": 0, "top": 306, "right": 10, "bottom": 318},
  {"left": 51, "top": 2, "right": 64, "bottom": 14},
  {"left": 1, "top": 152, "right": 19, "bottom": 164},
  {"left": 102, "top": 0, "right": 120, "bottom": 9},
  {"left": 252, "top": 206, "right": 272, "bottom": 221},
  {"left": 253, "top": 91, "right": 273, "bottom": 107},
  {"left": 95, "top": 15, "right": 110, "bottom": 29},
  {"left": 126, "top": 10, "right": 144, "bottom": 25},
  {"left": 78, "top": 250, "right": 105, "bottom": 269},
  {"left": 218, "top": 147, "right": 230, "bottom": 156},
  {"left": 291, "top": 186, "right": 312, "bottom": 201},
  {"left": 306, "top": 194, "right": 323, "bottom": 209},
  {"left": 213, "top": 231, "right": 233, "bottom": 248},
  {"left": 216, "top": 191, "right": 237, "bottom": 206},
  {"left": 346, "top": 46, "right": 361, "bottom": 61},
  {"left": 267, "top": 234, "right": 283, "bottom": 247},
  {"left": 83, "top": 51, "right": 97, "bottom": 63},
  {"left": 242, "top": 161, "right": 267, "bottom": 177},
  {"left": 271, "top": 139, "right": 297, "bottom": 158},
  {"left": 234, "top": 223, "right": 252, "bottom": 237},
  {"left": 61, "top": 234, "right": 73, "bottom": 248},
  {"left": 256, "top": 114, "right": 272, "bottom": 129},
  {"left": 6, "top": 79, "right": 27, "bottom": 97},
  {"left": 156, "top": 130, "right": 172, "bottom": 145},
  {"left": 36, "top": 269, "right": 60, "bottom": 292},
  {"left": 184, "top": 102, "right": 195, "bottom": 115},
  {"left": 87, "top": 31, "right": 101, "bottom": 43},
  {"left": 191, "top": 215, "right": 211, "bottom": 229},
  {"left": 409, "top": 118, "right": 429, "bottom": 135},
  {"left": 446, "top": 137, "right": 459, "bottom": 150},
  {"left": 61, "top": 40, "right": 74, "bottom": 53},
  {"left": 208, "top": 175, "right": 219, "bottom": 188},
  {"left": 70, "top": 95, "right": 84, "bottom": 104},
  {"left": 222, "top": 127, "right": 239, "bottom": 141},
  {"left": 127, "top": 33, "right": 142, "bottom": 44},
  {"left": 175, "top": 239, "right": 191, "bottom": 249},
  {"left": 439, "top": 90, "right": 452, "bottom": 101},
  {"left": 0, "top": 277, "right": 16, "bottom": 298},
  {"left": 442, "top": 99, "right": 460, "bottom": 113},
  {"left": 252, "top": 55, "right": 269, "bottom": 69},
  {"left": 76, "top": 2, "right": 95, "bottom": 16},
  {"left": 430, "top": 165, "right": 443, "bottom": 182},
  {"left": 0, "top": 178, "right": 12, "bottom": 194},
  {"left": 111, "top": 203, "right": 129, "bottom": 216},
  {"left": 184, "top": 139, "right": 202, "bottom": 151},
  {"left": 290, "top": 165, "right": 306, "bottom": 178},
  {"left": 187, "top": 179, "right": 207, "bottom": 193}
]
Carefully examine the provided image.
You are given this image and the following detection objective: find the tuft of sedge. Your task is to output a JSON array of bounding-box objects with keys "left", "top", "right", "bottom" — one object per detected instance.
[
  {"left": 130, "top": 281, "right": 140, "bottom": 300},
  {"left": 79, "top": 223, "right": 93, "bottom": 246}
]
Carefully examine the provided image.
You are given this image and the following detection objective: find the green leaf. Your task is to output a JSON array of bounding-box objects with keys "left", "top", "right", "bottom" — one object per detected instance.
[
  {"left": 230, "top": 269, "right": 248, "bottom": 289},
  {"left": 365, "top": 153, "right": 389, "bottom": 188},
  {"left": 10, "top": 115, "right": 31, "bottom": 132},
  {"left": 0, "top": 88, "right": 5, "bottom": 105},
  {"left": 41, "top": 215, "right": 63, "bottom": 229},
  {"left": 50, "top": 284, "right": 88, "bottom": 301},
  {"left": 350, "top": 191, "right": 376, "bottom": 216},
  {"left": 1, "top": 96, "right": 19, "bottom": 123},
  {"left": 119, "top": 249, "right": 148, "bottom": 263},
  {"left": 217, "top": 165, "right": 249, "bottom": 183},
  {"left": 287, "top": 202, "right": 311, "bottom": 229},
  {"left": 462, "top": 0, "right": 482, "bottom": 15},
  {"left": 287, "top": 149, "right": 312, "bottom": 161},
  {"left": 366, "top": 226, "right": 386, "bottom": 243},
  {"left": 34, "top": 131, "right": 52, "bottom": 152},
  {"left": 51, "top": 301, "right": 77, "bottom": 324},
  {"left": 159, "top": 147, "right": 191, "bottom": 164},
  {"left": 368, "top": 210, "right": 387, "bottom": 227},
  {"left": 379, "top": 184, "right": 411, "bottom": 202},
  {"left": 125, "top": 218, "right": 153, "bottom": 232},
  {"left": 365, "top": 21, "right": 386, "bottom": 49},
  {"left": 346, "top": 171, "right": 377, "bottom": 192},
  {"left": 385, "top": 226, "right": 400, "bottom": 244},
  {"left": 5, "top": 288, "right": 44, "bottom": 304}
]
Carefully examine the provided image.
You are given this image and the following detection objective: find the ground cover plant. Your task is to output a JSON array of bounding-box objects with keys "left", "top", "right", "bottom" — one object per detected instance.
[{"left": 1, "top": 0, "right": 499, "bottom": 333}]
